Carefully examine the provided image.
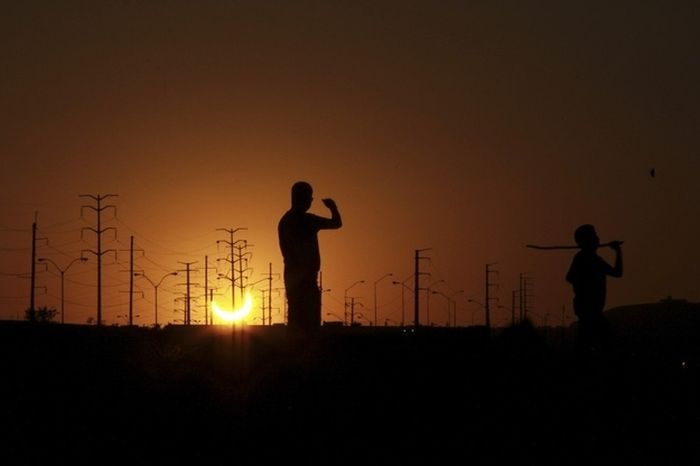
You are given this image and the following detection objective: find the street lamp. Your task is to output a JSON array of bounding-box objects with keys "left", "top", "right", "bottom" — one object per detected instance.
[
  {"left": 344, "top": 280, "right": 364, "bottom": 326},
  {"left": 134, "top": 271, "right": 178, "bottom": 326},
  {"left": 426, "top": 279, "right": 445, "bottom": 326},
  {"left": 38, "top": 256, "right": 87, "bottom": 324},
  {"left": 468, "top": 299, "right": 485, "bottom": 326},
  {"left": 348, "top": 297, "right": 365, "bottom": 326},
  {"left": 450, "top": 290, "right": 464, "bottom": 327},
  {"left": 373, "top": 272, "right": 393, "bottom": 327},
  {"left": 431, "top": 290, "right": 451, "bottom": 327},
  {"left": 392, "top": 276, "right": 413, "bottom": 327}
]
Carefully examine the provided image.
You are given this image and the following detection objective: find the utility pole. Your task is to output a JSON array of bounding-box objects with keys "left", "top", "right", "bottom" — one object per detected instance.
[
  {"left": 234, "top": 241, "right": 251, "bottom": 303},
  {"left": 485, "top": 263, "right": 498, "bottom": 329},
  {"left": 217, "top": 228, "right": 247, "bottom": 309},
  {"left": 29, "top": 213, "right": 47, "bottom": 313},
  {"left": 519, "top": 272, "right": 533, "bottom": 322},
  {"left": 30, "top": 216, "right": 36, "bottom": 313},
  {"left": 373, "top": 272, "right": 393, "bottom": 327},
  {"left": 119, "top": 236, "right": 143, "bottom": 326},
  {"left": 129, "top": 236, "right": 134, "bottom": 325},
  {"left": 177, "top": 261, "right": 198, "bottom": 325},
  {"left": 350, "top": 297, "right": 356, "bottom": 325},
  {"left": 80, "top": 194, "right": 118, "bottom": 326},
  {"left": 414, "top": 248, "right": 432, "bottom": 328},
  {"left": 260, "top": 262, "right": 279, "bottom": 325},
  {"left": 202, "top": 255, "right": 217, "bottom": 325}
]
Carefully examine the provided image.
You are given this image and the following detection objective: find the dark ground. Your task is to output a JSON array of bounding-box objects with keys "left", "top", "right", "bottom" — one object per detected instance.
[{"left": 1, "top": 319, "right": 698, "bottom": 465}]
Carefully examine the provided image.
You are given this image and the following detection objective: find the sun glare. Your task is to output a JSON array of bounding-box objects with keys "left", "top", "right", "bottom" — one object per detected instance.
[{"left": 212, "top": 292, "right": 254, "bottom": 324}]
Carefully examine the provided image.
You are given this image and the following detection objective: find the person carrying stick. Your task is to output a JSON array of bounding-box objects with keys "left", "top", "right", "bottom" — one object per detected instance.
[{"left": 565, "top": 224, "right": 623, "bottom": 358}]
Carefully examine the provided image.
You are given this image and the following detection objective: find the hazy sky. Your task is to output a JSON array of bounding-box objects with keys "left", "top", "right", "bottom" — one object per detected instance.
[{"left": 1, "top": 1, "right": 699, "bottom": 326}]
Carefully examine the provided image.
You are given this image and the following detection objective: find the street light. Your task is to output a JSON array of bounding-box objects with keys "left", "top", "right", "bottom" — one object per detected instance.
[
  {"left": 134, "top": 271, "right": 178, "bottom": 326},
  {"left": 450, "top": 290, "right": 464, "bottom": 327},
  {"left": 348, "top": 297, "right": 365, "bottom": 326},
  {"left": 431, "top": 290, "right": 451, "bottom": 327},
  {"left": 373, "top": 272, "right": 393, "bottom": 327},
  {"left": 426, "top": 279, "right": 445, "bottom": 326},
  {"left": 468, "top": 299, "right": 485, "bottom": 326},
  {"left": 344, "top": 280, "right": 364, "bottom": 326},
  {"left": 38, "top": 256, "right": 87, "bottom": 324},
  {"left": 392, "top": 276, "right": 413, "bottom": 327}
]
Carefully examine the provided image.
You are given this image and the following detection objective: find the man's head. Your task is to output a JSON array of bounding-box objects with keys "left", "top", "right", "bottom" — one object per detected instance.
[
  {"left": 291, "top": 181, "right": 313, "bottom": 211},
  {"left": 574, "top": 224, "right": 600, "bottom": 250}
]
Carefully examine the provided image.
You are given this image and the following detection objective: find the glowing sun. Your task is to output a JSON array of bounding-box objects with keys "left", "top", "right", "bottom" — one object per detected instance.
[{"left": 211, "top": 292, "right": 254, "bottom": 323}]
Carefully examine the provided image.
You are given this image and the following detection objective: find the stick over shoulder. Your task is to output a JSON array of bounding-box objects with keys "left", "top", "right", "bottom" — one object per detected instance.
[{"left": 526, "top": 241, "right": 624, "bottom": 250}]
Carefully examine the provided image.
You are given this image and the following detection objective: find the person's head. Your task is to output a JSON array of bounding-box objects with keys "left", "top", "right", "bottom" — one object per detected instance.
[
  {"left": 291, "top": 181, "right": 313, "bottom": 211},
  {"left": 574, "top": 224, "right": 600, "bottom": 250}
]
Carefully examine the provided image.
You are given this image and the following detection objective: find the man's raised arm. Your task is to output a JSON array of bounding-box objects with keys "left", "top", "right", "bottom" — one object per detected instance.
[{"left": 321, "top": 198, "right": 342, "bottom": 229}]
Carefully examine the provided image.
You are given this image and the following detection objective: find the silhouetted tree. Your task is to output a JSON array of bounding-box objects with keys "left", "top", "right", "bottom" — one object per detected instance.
[{"left": 25, "top": 306, "right": 58, "bottom": 323}]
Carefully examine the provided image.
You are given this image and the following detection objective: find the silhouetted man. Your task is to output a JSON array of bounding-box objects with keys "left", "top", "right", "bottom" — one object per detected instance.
[
  {"left": 278, "top": 181, "right": 342, "bottom": 332},
  {"left": 566, "top": 224, "right": 623, "bottom": 357}
]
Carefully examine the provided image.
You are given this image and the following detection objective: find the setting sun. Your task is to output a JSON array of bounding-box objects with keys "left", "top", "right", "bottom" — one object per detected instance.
[{"left": 211, "top": 292, "right": 254, "bottom": 324}]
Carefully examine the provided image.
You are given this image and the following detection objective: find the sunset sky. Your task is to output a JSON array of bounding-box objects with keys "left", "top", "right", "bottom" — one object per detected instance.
[{"left": 1, "top": 1, "right": 698, "bottom": 327}]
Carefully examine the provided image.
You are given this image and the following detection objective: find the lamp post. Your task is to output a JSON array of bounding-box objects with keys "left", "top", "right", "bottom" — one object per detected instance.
[
  {"left": 38, "top": 256, "right": 87, "bottom": 324},
  {"left": 468, "top": 299, "right": 486, "bottom": 326},
  {"left": 349, "top": 298, "right": 365, "bottom": 326},
  {"left": 426, "top": 279, "right": 445, "bottom": 326},
  {"left": 344, "top": 280, "right": 364, "bottom": 326},
  {"left": 134, "top": 271, "right": 178, "bottom": 326},
  {"left": 450, "top": 290, "right": 464, "bottom": 327},
  {"left": 392, "top": 276, "right": 413, "bottom": 327},
  {"left": 431, "top": 290, "right": 452, "bottom": 327},
  {"left": 373, "top": 272, "right": 393, "bottom": 327}
]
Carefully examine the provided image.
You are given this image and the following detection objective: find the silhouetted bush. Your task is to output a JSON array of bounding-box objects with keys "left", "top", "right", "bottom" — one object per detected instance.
[{"left": 24, "top": 306, "right": 58, "bottom": 323}]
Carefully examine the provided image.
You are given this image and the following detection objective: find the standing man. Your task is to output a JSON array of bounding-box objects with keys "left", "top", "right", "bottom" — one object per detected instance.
[
  {"left": 278, "top": 181, "right": 342, "bottom": 332},
  {"left": 565, "top": 224, "right": 623, "bottom": 357}
]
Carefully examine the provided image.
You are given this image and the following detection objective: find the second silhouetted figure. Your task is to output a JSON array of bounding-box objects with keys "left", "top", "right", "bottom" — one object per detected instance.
[
  {"left": 566, "top": 224, "right": 623, "bottom": 357},
  {"left": 278, "top": 181, "right": 342, "bottom": 332}
]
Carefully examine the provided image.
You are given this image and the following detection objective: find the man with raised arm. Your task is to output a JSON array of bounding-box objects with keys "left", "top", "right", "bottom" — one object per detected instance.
[{"left": 278, "top": 181, "right": 342, "bottom": 332}]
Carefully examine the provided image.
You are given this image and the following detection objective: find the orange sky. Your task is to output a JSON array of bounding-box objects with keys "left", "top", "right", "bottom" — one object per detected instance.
[{"left": 1, "top": 1, "right": 699, "bottom": 326}]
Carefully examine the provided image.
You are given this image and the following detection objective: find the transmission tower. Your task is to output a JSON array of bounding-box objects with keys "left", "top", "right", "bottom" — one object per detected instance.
[
  {"left": 28, "top": 212, "right": 48, "bottom": 313},
  {"left": 485, "top": 262, "right": 498, "bottom": 329},
  {"left": 177, "top": 261, "right": 198, "bottom": 325},
  {"left": 216, "top": 228, "right": 247, "bottom": 309},
  {"left": 413, "top": 248, "right": 432, "bottom": 328},
  {"left": 519, "top": 272, "right": 534, "bottom": 322},
  {"left": 119, "top": 235, "right": 144, "bottom": 326},
  {"left": 80, "top": 194, "right": 118, "bottom": 325},
  {"left": 201, "top": 255, "right": 217, "bottom": 325}
]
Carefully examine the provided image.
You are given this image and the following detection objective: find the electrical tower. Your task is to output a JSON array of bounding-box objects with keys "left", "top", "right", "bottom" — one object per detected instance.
[
  {"left": 413, "top": 248, "right": 432, "bottom": 328},
  {"left": 216, "top": 228, "right": 248, "bottom": 309},
  {"left": 119, "top": 236, "right": 144, "bottom": 326},
  {"left": 485, "top": 262, "right": 498, "bottom": 329},
  {"left": 28, "top": 213, "right": 48, "bottom": 313},
  {"left": 201, "top": 255, "right": 217, "bottom": 325},
  {"left": 80, "top": 194, "right": 118, "bottom": 326},
  {"left": 519, "top": 272, "right": 534, "bottom": 322},
  {"left": 177, "top": 261, "right": 198, "bottom": 325},
  {"left": 260, "top": 262, "right": 279, "bottom": 325}
]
